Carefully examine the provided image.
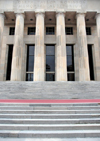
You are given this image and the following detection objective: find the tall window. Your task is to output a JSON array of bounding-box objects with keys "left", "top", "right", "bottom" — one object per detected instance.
[
  {"left": 66, "top": 45, "right": 75, "bottom": 81},
  {"left": 46, "top": 45, "right": 55, "bottom": 81},
  {"left": 88, "top": 45, "right": 94, "bottom": 80},
  {"left": 6, "top": 45, "right": 13, "bottom": 80},
  {"left": 26, "top": 45, "right": 35, "bottom": 81}
]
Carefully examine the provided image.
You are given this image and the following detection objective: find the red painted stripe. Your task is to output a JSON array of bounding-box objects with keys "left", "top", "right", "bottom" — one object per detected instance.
[{"left": 0, "top": 99, "right": 100, "bottom": 103}]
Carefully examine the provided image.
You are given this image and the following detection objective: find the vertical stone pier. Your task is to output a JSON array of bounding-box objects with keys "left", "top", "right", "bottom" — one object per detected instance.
[
  {"left": 56, "top": 11, "right": 67, "bottom": 81},
  {"left": 34, "top": 11, "right": 45, "bottom": 81},
  {"left": 76, "top": 13, "right": 90, "bottom": 81},
  {"left": 0, "top": 13, "right": 4, "bottom": 59},
  {"left": 11, "top": 13, "right": 25, "bottom": 81}
]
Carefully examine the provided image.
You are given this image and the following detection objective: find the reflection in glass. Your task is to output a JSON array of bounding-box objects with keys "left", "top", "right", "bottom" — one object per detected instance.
[
  {"left": 46, "top": 56, "right": 55, "bottom": 72},
  {"left": 66, "top": 45, "right": 74, "bottom": 72},
  {"left": 46, "top": 46, "right": 55, "bottom": 55},
  {"left": 46, "top": 73, "right": 55, "bottom": 81},
  {"left": 67, "top": 46, "right": 72, "bottom": 55},
  {"left": 28, "top": 57, "right": 34, "bottom": 71},
  {"left": 46, "top": 45, "right": 55, "bottom": 81},
  {"left": 27, "top": 45, "right": 34, "bottom": 72},
  {"left": 26, "top": 73, "right": 33, "bottom": 81},
  {"left": 29, "top": 46, "right": 34, "bottom": 55},
  {"left": 68, "top": 73, "right": 75, "bottom": 81}
]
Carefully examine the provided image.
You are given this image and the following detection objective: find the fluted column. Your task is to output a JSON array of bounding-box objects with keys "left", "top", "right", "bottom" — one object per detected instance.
[
  {"left": 76, "top": 13, "right": 90, "bottom": 81},
  {"left": 96, "top": 14, "right": 100, "bottom": 44},
  {"left": 56, "top": 11, "right": 67, "bottom": 81},
  {"left": 94, "top": 13, "right": 100, "bottom": 80},
  {"left": 34, "top": 11, "right": 45, "bottom": 81},
  {"left": 0, "top": 13, "right": 4, "bottom": 59},
  {"left": 11, "top": 13, "right": 25, "bottom": 81}
]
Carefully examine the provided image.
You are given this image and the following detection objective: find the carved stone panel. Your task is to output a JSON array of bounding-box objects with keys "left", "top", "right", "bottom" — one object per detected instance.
[{"left": 1, "top": 0, "right": 88, "bottom": 11}]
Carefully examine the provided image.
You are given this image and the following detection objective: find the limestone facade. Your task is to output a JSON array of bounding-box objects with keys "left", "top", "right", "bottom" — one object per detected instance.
[{"left": 0, "top": 0, "right": 100, "bottom": 81}]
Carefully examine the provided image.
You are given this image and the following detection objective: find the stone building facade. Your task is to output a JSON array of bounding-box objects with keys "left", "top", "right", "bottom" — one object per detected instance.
[{"left": 0, "top": 0, "right": 100, "bottom": 81}]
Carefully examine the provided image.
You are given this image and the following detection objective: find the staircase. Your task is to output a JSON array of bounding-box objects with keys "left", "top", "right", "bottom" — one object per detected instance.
[{"left": 0, "top": 103, "right": 100, "bottom": 138}]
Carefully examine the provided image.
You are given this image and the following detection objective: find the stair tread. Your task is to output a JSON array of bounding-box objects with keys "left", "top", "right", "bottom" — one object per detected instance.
[{"left": 0, "top": 130, "right": 100, "bottom": 133}]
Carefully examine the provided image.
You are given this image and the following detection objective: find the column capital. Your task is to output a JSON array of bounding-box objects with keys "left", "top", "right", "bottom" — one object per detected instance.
[
  {"left": 56, "top": 10, "right": 65, "bottom": 18},
  {"left": 96, "top": 13, "right": 100, "bottom": 19},
  {"left": 76, "top": 13, "right": 86, "bottom": 18},
  {"left": 0, "top": 13, "right": 6, "bottom": 19},
  {"left": 15, "top": 13, "right": 25, "bottom": 19},
  {"left": 35, "top": 10, "right": 45, "bottom": 18}
]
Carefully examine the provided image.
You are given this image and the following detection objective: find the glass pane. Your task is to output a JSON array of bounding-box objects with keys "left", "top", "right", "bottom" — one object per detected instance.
[
  {"left": 29, "top": 46, "right": 34, "bottom": 55},
  {"left": 28, "top": 27, "right": 35, "bottom": 35},
  {"left": 46, "top": 73, "right": 55, "bottom": 81},
  {"left": 68, "top": 73, "right": 75, "bottom": 81},
  {"left": 28, "top": 56, "right": 34, "bottom": 71},
  {"left": 67, "top": 56, "right": 72, "bottom": 66},
  {"left": 46, "top": 27, "right": 54, "bottom": 35},
  {"left": 67, "top": 46, "right": 72, "bottom": 55},
  {"left": 26, "top": 73, "right": 33, "bottom": 81},
  {"left": 67, "top": 56, "right": 74, "bottom": 71},
  {"left": 46, "top": 56, "right": 55, "bottom": 72},
  {"left": 46, "top": 46, "right": 55, "bottom": 55}
]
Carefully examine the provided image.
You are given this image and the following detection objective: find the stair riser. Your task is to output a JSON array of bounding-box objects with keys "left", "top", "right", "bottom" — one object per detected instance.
[
  {"left": 0, "top": 126, "right": 100, "bottom": 130},
  {"left": 0, "top": 107, "right": 100, "bottom": 110},
  {"left": 0, "top": 111, "right": 100, "bottom": 114},
  {"left": 0, "top": 115, "right": 100, "bottom": 119},
  {"left": 0, "top": 104, "right": 99, "bottom": 106},
  {"left": 0, "top": 120, "right": 100, "bottom": 124},
  {"left": 0, "top": 133, "right": 100, "bottom": 138}
]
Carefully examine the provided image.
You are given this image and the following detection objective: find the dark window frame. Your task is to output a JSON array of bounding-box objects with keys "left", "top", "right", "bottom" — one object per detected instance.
[
  {"left": 28, "top": 27, "right": 36, "bottom": 35},
  {"left": 66, "top": 45, "right": 75, "bottom": 81},
  {"left": 26, "top": 45, "right": 35, "bottom": 81},
  {"left": 46, "top": 44, "right": 55, "bottom": 81},
  {"left": 46, "top": 27, "right": 55, "bottom": 35},
  {"left": 86, "top": 27, "right": 91, "bottom": 35},
  {"left": 65, "top": 27, "right": 73, "bottom": 35},
  {"left": 88, "top": 44, "right": 94, "bottom": 80},
  {"left": 6, "top": 45, "right": 13, "bottom": 80},
  {"left": 9, "top": 27, "right": 15, "bottom": 35}
]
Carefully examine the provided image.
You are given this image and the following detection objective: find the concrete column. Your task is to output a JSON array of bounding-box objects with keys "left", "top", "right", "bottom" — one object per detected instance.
[
  {"left": 11, "top": 13, "right": 25, "bottom": 81},
  {"left": 96, "top": 14, "right": 100, "bottom": 46},
  {"left": 56, "top": 11, "right": 67, "bottom": 81},
  {"left": 76, "top": 13, "right": 90, "bottom": 81},
  {"left": 94, "top": 13, "right": 100, "bottom": 80},
  {"left": 34, "top": 11, "right": 45, "bottom": 81},
  {"left": 0, "top": 13, "right": 4, "bottom": 59}
]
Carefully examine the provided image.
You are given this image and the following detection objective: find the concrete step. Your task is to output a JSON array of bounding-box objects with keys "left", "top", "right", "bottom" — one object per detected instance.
[
  {"left": 0, "top": 103, "right": 99, "bottom": 106},
  {"left": 0, "top": 124, "right": 100, "bottom": 130},
  {"left": 0, "top": 138, "right": 100, "bottom": 141},
  {"left": 0, "top": 130, "right": 100, "bottom": 138},
  {"left": 0, "top": 118, "right": 100, "bottom": 124},
  {"left": 0, "top": 82, "right": 100, "bottom": 100},
  {"left": 0, "top": 114, "right": 100, "bottom": 119},
  {"left": 0, "top": 106, "right": 100, "bottom": 110},
  {"left": 0, "top": 110, "right": 100, "bottom": 114}
]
